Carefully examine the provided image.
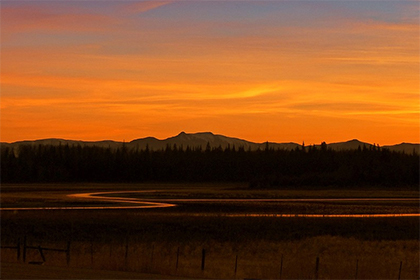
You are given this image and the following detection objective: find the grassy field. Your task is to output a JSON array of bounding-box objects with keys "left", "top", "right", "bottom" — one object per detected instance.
[
  {"left": 3, "top": 236, "right": 418, "bottom": 279},
  {"left": 0, "top": 262, "right": 183, "bottom": 279},
  {"left": 1, "top": 183, "right": 419, "bottom": 279}
]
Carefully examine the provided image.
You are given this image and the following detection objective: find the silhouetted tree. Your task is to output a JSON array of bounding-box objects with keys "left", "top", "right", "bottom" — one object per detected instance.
[{"left": 1, "top": 143, "right": 418, "bottom": 188}]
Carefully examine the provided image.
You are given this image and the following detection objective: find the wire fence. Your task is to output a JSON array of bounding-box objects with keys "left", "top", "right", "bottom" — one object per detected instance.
[{"left": 1, "top": 236, "right": 416, "bottom": 279}]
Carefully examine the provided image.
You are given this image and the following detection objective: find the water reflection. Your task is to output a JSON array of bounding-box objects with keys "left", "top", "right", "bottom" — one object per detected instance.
[{"left": 1, "top": 190, "right": 419, "bottom": 218}]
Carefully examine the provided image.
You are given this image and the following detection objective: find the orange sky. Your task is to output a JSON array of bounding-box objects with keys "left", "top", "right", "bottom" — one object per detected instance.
[{"left": 1, "top": 1, "right": 419, "bottom": 145}]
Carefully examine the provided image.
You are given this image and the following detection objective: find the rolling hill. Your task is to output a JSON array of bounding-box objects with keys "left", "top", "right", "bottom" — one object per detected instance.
[{"left": 1, "top": 132, "right": 418, "bottom": 154}]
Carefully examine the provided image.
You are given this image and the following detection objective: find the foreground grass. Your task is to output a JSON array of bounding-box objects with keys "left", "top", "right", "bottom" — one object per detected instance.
[
  {"left": 2, "top": 209, "right": 419, "bottom": 279},
  {"left": 0, "top": 262, "right": 182, "bottom": 279},
  {"left": 2, "top": 233, "right": 418, "bottom": 279},
  {"left": 1, "top": 183, "right": 419, "bottom": 279}
]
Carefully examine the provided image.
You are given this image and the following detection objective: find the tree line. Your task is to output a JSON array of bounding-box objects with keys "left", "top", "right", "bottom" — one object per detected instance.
[{"left": 1, "top": 143, "right": 418, "bottom": 188}]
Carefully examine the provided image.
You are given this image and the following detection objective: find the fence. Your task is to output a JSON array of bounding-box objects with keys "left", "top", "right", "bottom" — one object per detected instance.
[
  {"left": 0, "top": 237, "right": 414, "bottom": 279},
  {"left": 1, "top": 236, "right": 70, "bottom": 266}
]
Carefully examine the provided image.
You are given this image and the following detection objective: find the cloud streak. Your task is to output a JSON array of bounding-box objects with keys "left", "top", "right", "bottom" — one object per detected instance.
[
  {"left": 1, "top": 6, "right": 116, "bottom": 36},
  {"left": 1, "top": 1, "right": 418, "bottom": 144},
  {"left": 121, "top": 1, "right": 172, "bottom": 14}
]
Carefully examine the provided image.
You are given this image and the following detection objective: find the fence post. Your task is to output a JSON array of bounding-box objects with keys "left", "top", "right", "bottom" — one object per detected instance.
[
  {"left": 38, "top": 246, "right": 46, "bottom": 262},
  {"left": 279, "top": 254, "right": 284, "bottom": 279},
  {"left": 176, "top": 247, "right": 180, "bottom": 271},
  {"left": 355, "top": 259, "right": 358, "bottom": 279},
  {"left": 201, "top": 249, "right": 206, "bottom": 271},
  {"left": 66, "top": 241, "right": 71, "bottom": 266},
  {"left": 398, "top": 261, "right": 402, "bottom": 280},
  {"left": 23, "top": 236, "right": 27, "bottom": 263},
  {"left": 17, "top": 238, "right": 21, "bottom": 261},
  {"left": 315, "top": 256, "right": 319, "bottom": 280}
]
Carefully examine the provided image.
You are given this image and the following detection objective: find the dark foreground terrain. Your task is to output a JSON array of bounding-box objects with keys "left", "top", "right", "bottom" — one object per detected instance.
[
  {"left": 1, "top": 262, "right": 180, "bottom": 279},
  {"left": 1, "top": 184, "right": 419, "bottom": 279}
]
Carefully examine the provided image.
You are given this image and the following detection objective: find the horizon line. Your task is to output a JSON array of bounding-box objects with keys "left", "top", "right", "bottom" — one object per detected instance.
[{"left": 1, "top": 132, "right": 419, "bottom": 146}]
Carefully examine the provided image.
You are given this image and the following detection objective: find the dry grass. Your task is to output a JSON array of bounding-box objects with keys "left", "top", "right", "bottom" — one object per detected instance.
[
  {"left": 2, "top": 236, "right": 418, "bottom": 279},
  {"left": 0, "top": 262, "right": 182, "bottom": 279},
  {"left": 1, "top": 183, "right": 419, "bottom": 279}
]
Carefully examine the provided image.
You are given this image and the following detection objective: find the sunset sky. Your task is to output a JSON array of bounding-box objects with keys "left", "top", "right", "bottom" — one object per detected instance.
[{"left": 1, "top": 1, "right": 419, "bottom": 145}]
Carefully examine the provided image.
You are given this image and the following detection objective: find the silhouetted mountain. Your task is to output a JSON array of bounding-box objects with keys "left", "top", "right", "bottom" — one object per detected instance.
[
  {"left": 1, "top": 138, "right": 121, "bottom": 149},
  {"left": 130, "top": 132, "right": 299, "bottom": 151},
  {"left": 383, "top": 143, "right": 419, "bottom": 154},
  {"left": 1, "top": 132, "right": 418, "bottom": 154},
  {"left": 324, "top": 139, "right": 373, "bottom": 151}
]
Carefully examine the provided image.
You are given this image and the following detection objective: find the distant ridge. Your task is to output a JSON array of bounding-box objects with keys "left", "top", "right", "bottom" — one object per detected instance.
[
  {"left": 326, "top": 139, "right": 372, "bottom": 151},
  {"left": 1, "top": 132, "right": 418, "bottom": 154},
  {"left": 382, "top": 142, "right": 420, "bottom": 154},
  {"left": 130, "top": 131, "right": 299, "bottom": 151}
]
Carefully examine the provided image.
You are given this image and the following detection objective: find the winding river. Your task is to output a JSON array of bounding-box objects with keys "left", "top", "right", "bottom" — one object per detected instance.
[{"left": 1, "top": 190, "right": 419, "bottom": 218}]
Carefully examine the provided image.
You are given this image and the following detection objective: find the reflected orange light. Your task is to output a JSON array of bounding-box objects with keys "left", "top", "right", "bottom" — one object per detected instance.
[{"left": 2, "top": 191, "right": 418, "bottom": 219}]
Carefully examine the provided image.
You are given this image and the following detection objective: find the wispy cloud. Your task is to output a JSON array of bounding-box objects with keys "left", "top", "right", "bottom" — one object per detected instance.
[
  {"left": 121, "top": 1, "right": 171, "bottom": 14},
  {"left": 1, "top": 6, "right": 116, "bottom": 35},
  {"left": 1, "top": 1, "right": 418, "bottom": 144}
]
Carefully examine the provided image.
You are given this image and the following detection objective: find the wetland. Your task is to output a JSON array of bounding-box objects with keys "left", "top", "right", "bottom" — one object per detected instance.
[{"left": 1, "top": 183, "right": 419, "bottom": 279}]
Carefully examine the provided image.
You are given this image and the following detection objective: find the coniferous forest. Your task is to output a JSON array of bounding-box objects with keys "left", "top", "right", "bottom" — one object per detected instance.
[{"left": 1, "top": 143, "right": 418, "bottom": 188}]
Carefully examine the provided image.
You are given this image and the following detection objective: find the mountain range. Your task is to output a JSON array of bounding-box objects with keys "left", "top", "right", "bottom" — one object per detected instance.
[{"left": 1, "top": 132, "right": 419, "bottom": 154}]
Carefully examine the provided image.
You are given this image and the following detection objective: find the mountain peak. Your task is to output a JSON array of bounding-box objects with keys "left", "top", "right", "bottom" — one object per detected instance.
[
  {"left": 196, "top": 132, "right": 214, "bottom": 136},
  {"left": 347, "top": 139, "right": 362, "bottom": 143},
  {"left": 3, "top": 133, "right": 418, "bottom": 154},
  {"left": 177, "top": 131, "right": 214, "bottom": 136}
]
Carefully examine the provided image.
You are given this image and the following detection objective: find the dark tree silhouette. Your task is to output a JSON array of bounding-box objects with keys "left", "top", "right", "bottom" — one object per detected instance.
[{"left": 1, "top": 143, "right": 418, "bottom": 188}]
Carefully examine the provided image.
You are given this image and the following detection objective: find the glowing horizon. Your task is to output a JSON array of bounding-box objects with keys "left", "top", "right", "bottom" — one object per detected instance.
[{"left": 1, "top": 1, "right": 419, "bottom": 145}]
